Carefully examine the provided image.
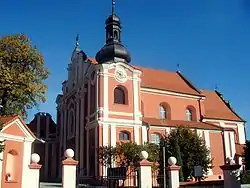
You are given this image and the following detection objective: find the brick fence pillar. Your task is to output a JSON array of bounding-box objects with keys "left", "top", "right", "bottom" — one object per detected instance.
[
  {"left": 137, "top": 151, "right": 152, "bottom": 188},
  {"left": 62, "top": 149, "right": 79, "bottom": 188},
  {"left": 167, "top": 157, "right": 181, "bottom": 188},
  {"left": 28, "top": 153, "right": 42, "bottom": 188}
]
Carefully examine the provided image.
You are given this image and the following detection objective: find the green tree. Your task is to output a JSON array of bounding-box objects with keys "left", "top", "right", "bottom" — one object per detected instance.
[
  {"left": 159, "top": 127, "right": 212, "bottom": 181},
  {"left": 0, "top": 34, "right": 48, "bottom": 117},
  {"left": 99, "top": 141, "right": 159, "bottom": 168},
  {"left": 244, "top": 140, "right": 250, "bottom": 170}
]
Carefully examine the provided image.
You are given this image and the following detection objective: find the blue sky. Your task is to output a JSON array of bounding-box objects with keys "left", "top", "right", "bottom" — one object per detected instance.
[{"left": 0, "top": 0, "right": 249, "bottom": 138}]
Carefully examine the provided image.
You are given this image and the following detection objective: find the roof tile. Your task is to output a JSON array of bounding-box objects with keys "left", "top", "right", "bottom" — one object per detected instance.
[
  {"left": 201, "top": 90, "right": 243, "bottom": 122},
  {"left": 143, "top": 117, "right": 222, "bottom": 130}
]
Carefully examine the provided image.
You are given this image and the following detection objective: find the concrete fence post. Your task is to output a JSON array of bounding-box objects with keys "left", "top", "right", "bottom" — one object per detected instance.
[
  {"left": 220, "top": 158, "right": 241, "bottom": 188},
  {"left": 167, "top": 157, "right": 181, "bottom": 188},
  {"left": 28, "top": 153, "right": 42, "bottom": 188},
  {"left": 137, "top": 151, "right": 152, "bottom": 188},
  {"left": 62, "top": 149, "right": 79, "bottom": 188}
]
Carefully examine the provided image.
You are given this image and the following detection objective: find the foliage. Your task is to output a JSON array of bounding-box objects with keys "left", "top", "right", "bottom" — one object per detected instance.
[
  {"left": 159, "top": 127, "right": 212, "bottom": 181},
  {"left": 241, "top": 171, "right": 250, "bottom": 184},
  {"left": 0, "top": 121, "right": 5, "bottom": 153},
  {"left": 244, "top": 140, "right": 250, "bottom": 170},
  {"left": 0, "top": 34, "right": 49, "bottom": 118},
  {"left": 99, "top": 141, "right": 159, "bottom": 168}
]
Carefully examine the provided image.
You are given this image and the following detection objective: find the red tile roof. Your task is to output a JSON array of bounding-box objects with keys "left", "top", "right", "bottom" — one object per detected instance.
[
  {"left": 201, "top": 90, "right": 244, "bottom": 122},
  {"left": 137, "top": 66, "right": 202, "bottom": 96},
  {"left": 143, "top": 117, "right": 222, "bottom": 130},
  {"left": 0, "top": 115, "right": 19, "bottom": 125}
]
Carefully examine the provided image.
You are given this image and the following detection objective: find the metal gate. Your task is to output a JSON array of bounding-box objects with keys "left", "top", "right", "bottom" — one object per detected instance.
[{"left": 76, "top": 167, "right": 138, "bottom": 188}]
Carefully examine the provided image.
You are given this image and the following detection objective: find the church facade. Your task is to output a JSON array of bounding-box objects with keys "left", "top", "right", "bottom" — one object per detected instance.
[{"left": 55, "top": 2, "right": 246, "bottom": 181}]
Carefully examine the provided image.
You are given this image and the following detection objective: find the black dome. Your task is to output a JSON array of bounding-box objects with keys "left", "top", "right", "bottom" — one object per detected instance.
[{"left": 95, "top": 42, "right": 131, "bottom": 64}]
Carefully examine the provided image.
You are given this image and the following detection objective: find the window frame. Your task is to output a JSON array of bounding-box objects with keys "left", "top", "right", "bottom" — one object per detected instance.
[
  {"left": 114, "top": 86, "right": 127, "bottom": 105},
  {"left": 151, "top": 133, "right": 161, "bottom": 145},
  {"left": 119, "top": 131, "right": 130, "bottom": 141}
]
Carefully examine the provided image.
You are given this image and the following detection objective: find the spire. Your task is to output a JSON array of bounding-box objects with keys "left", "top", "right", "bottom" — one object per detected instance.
[
  {"left": 112, "top": 0, "right": 115, "bottom": 15},
  {"left": 95, "top": 0, "right": 131, "bottom": 64}
]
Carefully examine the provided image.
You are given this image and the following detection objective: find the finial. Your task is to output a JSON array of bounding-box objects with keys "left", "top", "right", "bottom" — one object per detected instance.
[
  {"left": 76, "top": 34, "right": 80, "bottom": 47},
  {"left": 177, "top": 64, "right": 180, "bottom": 72},
  {"left": 112, "top": 0, "right": 115, "bottom": 15},
  {"left": 215, "top": 84, "right": 219, "bottom": 91}
]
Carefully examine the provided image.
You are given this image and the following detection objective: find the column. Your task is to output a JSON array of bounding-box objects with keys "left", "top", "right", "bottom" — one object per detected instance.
[
  {"left": 58, "top": 107, "right": 64, "bottom": 178},
  {"left": 75, "top": 96, "right": 80, "bottom": 161},
  {"left": 137, "top": 151, "right": 152, "bottom": 188},
  {"left": 44, "top": 114, "right": 50, "bottom": 179},
  {"left": 63, "top": 109, "right": 67, "bottom": 152},
  {"left": 86, "top": 129, "right": 90, "bottom": 175},
  {"left": 167, "top": 157, "right": 181, "bottom": 188},
  {"left": 103, "top": 67, "right": 109, "bottom": 119},
  {"left": 133, "top": 72, "right": 140, "bottom": 121},
  {"left": 28, "top": 153, "right": 42, "bottom": 188},
  {"left": 95, "top": 127, "right": 98, "bottom": 176},
  {"left": 62, "top": 149, "right": 79, "bottom": 188},
  {"left": 141, "top": 126, "right": 148, "bottom": 144},
  {"left": 80, "top": 94, "right": 85, "bottom": 170},
  {"left": 224, "top": 131, "right": 231, "bottom": 158},
  {"left": 204, "top": 130, "right": 213, "bottom": 175}
]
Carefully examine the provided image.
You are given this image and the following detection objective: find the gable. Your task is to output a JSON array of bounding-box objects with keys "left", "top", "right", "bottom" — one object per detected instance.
[
  {"left": 201, "top": 90, "right": 243, "bottom": 122},
  {"left": 2, "top": 121, "right": 26, "bottom": 137},
  {"left": 0, "top": 116, "right": 36, "bottom": 141}
]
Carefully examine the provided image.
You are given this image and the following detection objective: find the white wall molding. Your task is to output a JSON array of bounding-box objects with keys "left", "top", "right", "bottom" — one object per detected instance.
[
  {"left": 141, "top": 88, "right": 204, "bottom": 100},
  {"left": 103, "top": 68, "right": 109, "bottom": 119},
  {"left": 141, "top": 126, "right": 148, "bottom": 144},
  {"left": 229, "top": 131, "right": 236, "bottom": 158},
  {"left": 98, "top": 118, "right": 142, "bottom": 126},
  {"left": 223, "top": 131, "right": 231, "bottom": 158}
]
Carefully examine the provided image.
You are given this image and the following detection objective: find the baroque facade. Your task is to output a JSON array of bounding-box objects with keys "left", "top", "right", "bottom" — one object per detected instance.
[{"left": 54, "top": 2, "right": 246, "bottom": 181}]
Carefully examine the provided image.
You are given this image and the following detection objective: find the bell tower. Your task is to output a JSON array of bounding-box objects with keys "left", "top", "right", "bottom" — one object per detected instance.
[{"left": 95, "top": 0, "right": 131, "bottom": 64}]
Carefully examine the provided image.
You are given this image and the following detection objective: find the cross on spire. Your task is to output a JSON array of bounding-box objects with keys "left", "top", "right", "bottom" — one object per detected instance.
[{"left": 112, "top": 0, "right": 115, "bottom": 15}]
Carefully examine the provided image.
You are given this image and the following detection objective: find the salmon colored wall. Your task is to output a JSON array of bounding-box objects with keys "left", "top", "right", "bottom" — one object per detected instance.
[
  {"left": 108, "top": 75, "right": 134, "bottom": 114},
  {"left": 116, "top": 127, "right": 134, "bottom": 143},
  {"left": 141, "top": 92, "right": 200, "bottom": 121},
  {"left": 209, "top": 131, "right": 224, "bottom": 176},
  {"left": 2, "top": 140, "right": 24, "bottom": 188},
  {"left": 3, "top": 123, "right": 26, "bottom": 137}
]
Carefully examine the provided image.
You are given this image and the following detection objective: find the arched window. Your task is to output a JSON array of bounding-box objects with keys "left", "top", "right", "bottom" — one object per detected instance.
[
  {"left": 114, "top": 87, "right": 126, "bottom": 104},
  {"left": 119, "top": 131, "right": 130, "bottom": 141},
  {"left": 6, "top": 150, "right": 18, "bottom": 182},
  {"left": 151, "top": 133, "right": 160, "bottom": 145},
  {"left": 186, "top": 109, "right": 192, "bottom": 121},
  {"left": 114, "top": 31, "right": 119, "bottom": 40},
  {"left": 159, "top": 105, "right": 167, "bottom": 119}
]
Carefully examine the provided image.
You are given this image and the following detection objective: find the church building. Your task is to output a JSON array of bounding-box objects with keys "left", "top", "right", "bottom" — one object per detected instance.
[{"left": 55, "top": 1, "right": 246, "bottom": 181}]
